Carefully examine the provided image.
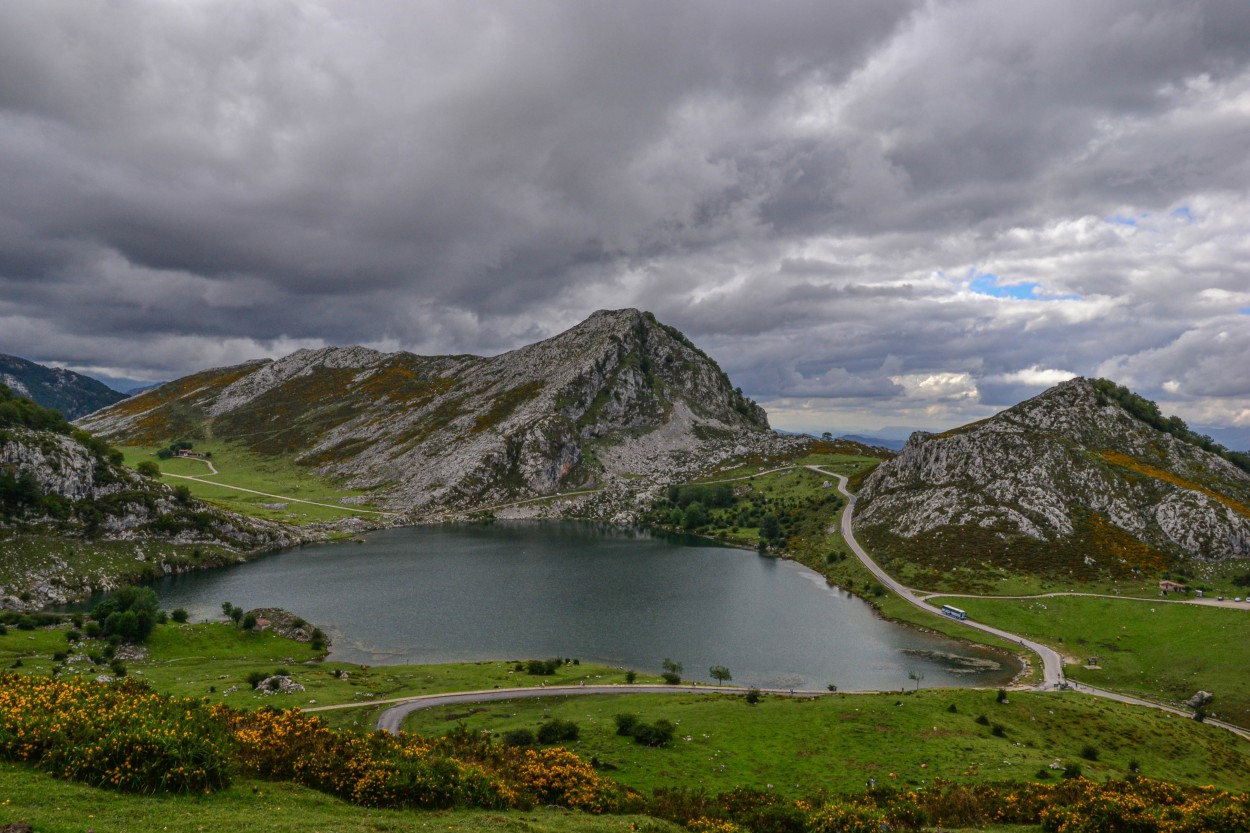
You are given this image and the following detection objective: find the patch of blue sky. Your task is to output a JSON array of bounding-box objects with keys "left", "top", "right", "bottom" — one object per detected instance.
[
  {"left": 969, "top": 273, "right": 1038, "bottom": 299},
  {"left": 1240, "top": 307, "right": 1250, "bottom": 315},
  {"left": 1107, "top": 212, "right": 1140, "bottom": 226},
  {"left": 1171, "top": 205, "right": 1195, "bottom": 222},
  {"left": 969, "top": 272, "right": 1081, "bottom": 302}
]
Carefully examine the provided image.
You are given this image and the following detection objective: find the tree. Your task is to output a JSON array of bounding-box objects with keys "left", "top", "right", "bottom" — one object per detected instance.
[
  {"left": 909, "top": 671, "right": 924, "bottom": 690},
  {"left": 709, "top": 665, "right": 732, "bottom": 684},
  {"left": 91, "top": 586, "right": 160, "bottom": 643},
  {"left": 759, "top": 512, "right": 781, "bottom": 541},
  {"left": 136, "top": 460, "right": 161, "bottom": 478},
  {"left": 682, "top": 501, "right": 709, "bottom": 529},
  {"left": 661, "top": 657, "right": 682, "bottom": 685},
  {"left": 821, "top": 431, "right": 833, "bottom": 441}
]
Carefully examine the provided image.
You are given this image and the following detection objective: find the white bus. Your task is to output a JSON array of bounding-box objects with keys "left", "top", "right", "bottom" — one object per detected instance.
[{"left": 941, "top": 604, "right": 967, "bottom": 621}]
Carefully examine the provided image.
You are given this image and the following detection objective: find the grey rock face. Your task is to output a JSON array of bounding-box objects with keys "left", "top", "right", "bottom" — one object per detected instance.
[
  {"left": 856, "top": 377, "right": 1250, "bottom": 563},
  {"left": 80, "top": 309, "right": 784, "bottom": 515}
]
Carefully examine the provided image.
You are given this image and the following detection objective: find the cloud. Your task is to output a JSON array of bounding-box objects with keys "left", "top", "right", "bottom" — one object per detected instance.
[{"left": 1, "top": 0, "right": 1249, "bottom": 435}]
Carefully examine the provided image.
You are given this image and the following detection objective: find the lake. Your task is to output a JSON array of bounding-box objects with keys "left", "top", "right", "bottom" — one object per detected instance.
[{"left": 145, "top": 521, "right": 1016, "bottom": 690}]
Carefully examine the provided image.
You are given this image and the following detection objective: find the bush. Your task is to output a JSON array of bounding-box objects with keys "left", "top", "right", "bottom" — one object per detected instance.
[
  {"left": 991, "top": 724, "right": 1007, "bottom": 737},
  {"left": 661, "top": 671, "right": 682, "bottom": 685},
  {"left": 744, "top": 688, "right": 762, "bottom": 705},
  {"left": 109, "top": 660, "right": 127, "bottom": 678},
  {"left": 536, "top": 718, "right": 579, "bottom": 744},
  {"left": 92, "top": 586, "right": 160, "bottom": 643},
  {"left": 1062, "top": 763, "right": 1083, "bottom": 779},
  {"left": 502, "top": 728, "right": 535, "bottom": 747},
  {"left": 171, "top": 608, "right": 189, "bottom": 623},
  {"left": 1079, "top": 744, "right": 1099, "bottom": 761},
  {"left": 526, "top": 658, "right": 561, "bottom": 675},
  {"left": 624, "top": 670, "right": 637, "bottom": 683},
  {"left": 975, "top": 714, "right": 990, "bottom": 725},
  {"left": 631, "top": 719, "right": 676, "bottom": 748},
  {"left": 996, "top": 689, "right": 1008, "bottom": 704},
  {"left": 615, "top": 713, "right": 640, "bottom": 736},
  {"left": 0, "top": 674, "right": 231, "bottom": 794}
]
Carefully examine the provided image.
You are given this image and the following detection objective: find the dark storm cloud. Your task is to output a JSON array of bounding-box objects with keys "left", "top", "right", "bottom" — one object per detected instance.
[{"left": 2, "top": 0, "right": 1249, "bottom": 430}]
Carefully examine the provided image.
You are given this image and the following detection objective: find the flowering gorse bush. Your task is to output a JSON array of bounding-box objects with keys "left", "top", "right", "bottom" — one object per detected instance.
[
  {"left": 215, "top": 705, "right": 635, "bottom": 812},
  {"left": 0, "top": 673, "right": 230, "bottom": 793}
]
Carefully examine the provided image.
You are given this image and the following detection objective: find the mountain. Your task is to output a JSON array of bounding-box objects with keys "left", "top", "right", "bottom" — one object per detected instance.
[
  {"left": 0, "top": 353, "right": 128, "bottom": 420},
  {"left": 79, "top": 310, "right": 784, "bottom": 515},
  {"left": 1, "top": 383, "right": 300, "bottom": 609},
  {"left": 838, "top": 434, "right": 906, "bottom": 451},
  {"left": 854, "top": 377, "right": 1250, "bottom": 588}
]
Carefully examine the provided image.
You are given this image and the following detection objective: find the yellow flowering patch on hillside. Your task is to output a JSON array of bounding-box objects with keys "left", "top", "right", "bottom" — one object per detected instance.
[{"left": 1100, "top": 451, "right": 1250, "bottom": 520}]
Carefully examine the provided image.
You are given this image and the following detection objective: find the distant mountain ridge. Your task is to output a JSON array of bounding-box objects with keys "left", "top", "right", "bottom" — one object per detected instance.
[
  {"left": 0, "top": 353, "right": 127, "bottom": 420},
  {"left": 855, "top": 377, "right": 1250, "bottom": 588},
  {"left": 80, "top": 309, "right": 787, "bottom": 516}
]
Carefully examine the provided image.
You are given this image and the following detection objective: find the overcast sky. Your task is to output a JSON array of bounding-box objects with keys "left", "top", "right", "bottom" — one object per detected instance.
[{"left": 2, "top": 1, "right": 1249, "bottom": 436}]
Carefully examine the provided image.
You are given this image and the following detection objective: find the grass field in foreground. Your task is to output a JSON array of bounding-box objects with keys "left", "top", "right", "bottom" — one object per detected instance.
[
  {"left": 399, "top": 687, "right": 1250, "bottom": 797},
  {"left": 0, "top": 763, "right": 678, "bottom": 833},
  {"left": 120, "top": 441, "right": 384, "bottom": 523},
  {"left": 927, "top": 594, "right": 1250, "bottom": 728}
]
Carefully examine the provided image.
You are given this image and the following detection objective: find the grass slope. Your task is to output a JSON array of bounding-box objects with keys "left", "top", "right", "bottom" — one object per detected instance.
[
  {"left": 120, "top": 441, "right": 384, "bottom": 523},
  {"left": 927, "top": 595, "right": 1250, "bottom": 727},
  {"left": 0, "top": 763, "right": 675, "bottom": 833},
  {"left": 398, "top": 688, "right": 1250, "bottom": 796}
]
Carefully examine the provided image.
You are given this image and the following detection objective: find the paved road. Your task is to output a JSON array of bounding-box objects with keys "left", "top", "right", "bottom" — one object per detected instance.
[
  {"left": 808, "top": 465, "right": 1065, "bottom": 691},
  {"left": 919, "top": 588, "right": 1250, "bottom": 611},
  {"left": 347, "top": 685, "right": 829, "bottom": 734}
]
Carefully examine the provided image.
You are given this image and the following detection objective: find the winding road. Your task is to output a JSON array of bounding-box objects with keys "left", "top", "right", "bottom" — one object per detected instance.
[
  {"left": 356, "top": 684, "right": 830, "bottom": 734},
  {"left": 806, "top": 465, "right": 1067, "bottom": 690}
]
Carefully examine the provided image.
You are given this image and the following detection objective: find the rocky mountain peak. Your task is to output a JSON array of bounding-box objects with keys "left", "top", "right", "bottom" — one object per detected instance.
[
  {"left": 856, "top": 377, "right": 1250, "bottom": 583},
  {"left": 79, "top": 310, "right": 781, "bottom": 516}
]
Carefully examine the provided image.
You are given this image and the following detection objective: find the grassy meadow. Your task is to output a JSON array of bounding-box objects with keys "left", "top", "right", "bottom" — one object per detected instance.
[
  {"left": 119, "top": 441, "right": 387, "bottom": 523},
  {"left": 927, "top": 594, "right": 1250, "bottom": 727},
  {"left": 397, "top": 687, "right": 1250, "bottom": 797}
]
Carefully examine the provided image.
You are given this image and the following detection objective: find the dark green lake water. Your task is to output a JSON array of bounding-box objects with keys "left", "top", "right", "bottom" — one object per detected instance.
[{"left": 148, "top": 521, "right": 1015, "bottom": 690}]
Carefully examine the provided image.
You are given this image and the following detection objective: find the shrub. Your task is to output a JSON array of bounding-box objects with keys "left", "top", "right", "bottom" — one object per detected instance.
[
  {"left": 526, "top": 658, "right": 561, "bottom": 675},
  {"left": 0, "top": 674, "right": 231, "bottom": 794},
  {"left": 745, "top": 688, "right": 762, "bottom": 705},
  {"left": 1079, "top": 744, "right": 1099, "bottom": 761},
  {"left": 807, "top": 801, "right": 889, "bottom": 833},
  {"left": 615, "top": 713, "right": 640, "bottom": 736},
  {"left": 661, "top": 671, "right": 682, "bottom": 685},
  {"left": 171, "top": 608, "right": 189, "bottom": 623},
  {"left": 991, "top": 724, "right": 1007, "bottom": 737},
  {"left": 109, "top": 660, "right": 127, "bottom": 677},
  {"left": 997, "top": 689, "right": 1008, "bottom": 704},
  {"left": 92, "top": 586, "right": 160, "bottom": 643},
  {"left": 502, "top": 728, "right": 535, "bottom": 747},
  {"left": 536, "top": 718, "right": 579, "bottom": 744},
  {"left": 1062, "top": 763, "right": 1083, "bottom": 779},
  {"left": 630, "top": 719, "right": 675, "bottom": 748},
  {"left": 624, "top": 670, "right": 637, "bottom": 683}
]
